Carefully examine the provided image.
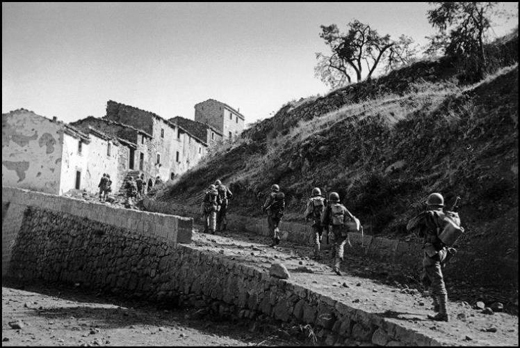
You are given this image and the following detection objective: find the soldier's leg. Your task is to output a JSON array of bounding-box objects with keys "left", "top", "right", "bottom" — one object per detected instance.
[
  {"left": 424, "top": 253, "right": 449, "bottom": 322},
  {"left": 273, "top": 218, "right": 281, "bottom": 245},
  {"left": 203, "top": 213, "right": 209, "bottom": 233},
  {"left": 221, "top": 205, "right": 228, "bottom": 231},
  {"left": 332, "top": 228, "right": 347, "bottom": 275}
]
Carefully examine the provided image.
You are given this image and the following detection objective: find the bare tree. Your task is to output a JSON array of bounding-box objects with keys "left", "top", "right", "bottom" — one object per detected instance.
[{"left": 315, "top": 20, "right": 415, "bottom": 89}]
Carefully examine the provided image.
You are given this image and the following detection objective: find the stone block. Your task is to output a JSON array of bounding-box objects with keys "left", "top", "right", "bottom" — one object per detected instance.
[
  {"left": 351, "top": 323, "right": 373, "bottom": 342},
  {"left": 371, "top": 328, "right": 389, "bottom": 346},
  {"left": 302, "top": 301, "right": 317, "bottom": 324}
]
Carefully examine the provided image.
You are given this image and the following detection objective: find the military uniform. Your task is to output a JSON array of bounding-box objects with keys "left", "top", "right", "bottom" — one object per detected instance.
[
  {"left": 215, "top": 180, "right": 233, "bottom": 232},
  {"left": 322, "top": 192, "right": 357, "bottom": 276},
  {"left": 202, "top": 185, "right": 221, "bottom": 234},
  {"left": 304, "top": 188, "right": 326, "bottom": 259},
  {"left": 263, "top": 184, "right": 285, "bottom": 247},
  {"left": 407, "top": 193, "right": 452, "bottom": 322}
]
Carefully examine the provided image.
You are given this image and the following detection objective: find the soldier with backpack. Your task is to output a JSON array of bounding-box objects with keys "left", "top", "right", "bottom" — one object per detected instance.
[
  {"left": 406, "top": 192, "right": 463, "bottom": 322},
  {"left": 201, "top": 184, "right": 221, "bottom": 234},
  {"left": 305, "top": 187, "right": 326, "bottom": 260},
  {"left": 125, "top": 176, "right": 138, "bottom": 208},
  {"left": 263, "top": 184, "right": 285, "bottom": 248},
  {"left": 215, "top": 179, "right": 233, "bottom": 232},
  {"left": 135, "top": 174, "right": 144, "bottom": 200},
  {"left": 322, "top": 192, "right": 358, "bottom": 276}
]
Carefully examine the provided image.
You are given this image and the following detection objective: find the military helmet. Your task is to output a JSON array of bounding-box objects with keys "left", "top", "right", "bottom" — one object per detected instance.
[
  {"left": 329, "top": 192, "right": 340, "bottom": 202},
  {"left": 271, "top": 184, "right": 280, "bottom": 192},
  {"left": 426, "top": 193, "right": 444, "bottom": 206},
  {"left": 215, "top": 179, "right": 222, "bottom": 186},
  {"left": 208, "top": 184, "right": 216, "bottom": 190},
  {"left": 312, "top": 187, "right": 321, "bottom": 196}
]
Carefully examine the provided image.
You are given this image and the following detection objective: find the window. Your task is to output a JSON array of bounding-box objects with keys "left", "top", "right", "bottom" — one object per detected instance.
[
  {"left": 107, "top": 142, "right": 111, "bottom": 156},
  {"left": 236, "top": 116, "right": 238, "bottom": 123},
  {"left": 170, "top": 172, "right": 175, "bottom": 180},
  {"left": 177, "top": 130, "right": 181, "bottom": 139},
  {"left": 229, "top": 132, "right": 232, "bottom": 139},
  {"left": 161, "top": 129, "right": 164, "bottom": 138},
  {"left": 176, "top": 151, "right": 180, "bottom": 162},
  {"left": 156, "top": 153, "right": 161, "bottom": 165},
  {"left": 78, "top": 140, "right": 82, "bottom": 154},
  {"left": 229, "top": 113, "right": 232, "bottom": 120},
  {"left": 211, "top": 132, "right": 214, "bottom": 140},
  {"left": 199, "top": 146, "right": 201, "bottom": 154},
  {"left": 188, "top": 136, "right": 191, "bottom": 144},
  {"left": 141, "top": 135, "right": 145, "bottom": 144}
]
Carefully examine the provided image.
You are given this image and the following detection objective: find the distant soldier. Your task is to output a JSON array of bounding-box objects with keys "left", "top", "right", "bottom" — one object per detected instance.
[
  {"left": 407, "top": 193, "right": 462, "bottom": 322},
  {"left": 136, "top": 174, "right": 144, "bottom": 200},
  {"left": 322, "top": 192, "right": 358, "bottom": 276},
  {"left": 201, "top": 184, "right": 221, "bottom": 234},
  {"left": 105, "top": 174, "right": 112, "bottom": 196},
  {"left": 215, "top": 179, "right": 233, "bottom": 232},
  {"left": 125, "top": 176, "right": 138, "bottom": 207},
  {"left": 263, "top": 184, "right": 285, "bottom": 248},
  {"left": 305, "top": 187, "right": 326, "bottom": 260},
  {"left": 155, "top": 175, "right": 163, "bottom": 187},
  {"left": 98, "top": 173, "right": 108, "bottom": 201}
]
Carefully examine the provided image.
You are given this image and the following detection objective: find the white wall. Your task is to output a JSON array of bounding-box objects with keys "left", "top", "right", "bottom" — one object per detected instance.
[{"left": 2, "top": 110, "right": 64, "bottom": 194}]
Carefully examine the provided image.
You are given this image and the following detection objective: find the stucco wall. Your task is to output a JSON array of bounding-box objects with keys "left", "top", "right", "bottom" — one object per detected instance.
[{"left": 2, "top": 109, "right": 64, "bottom": 195}]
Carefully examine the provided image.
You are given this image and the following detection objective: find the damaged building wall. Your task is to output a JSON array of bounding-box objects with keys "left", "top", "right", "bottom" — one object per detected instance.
[{"left": 2, "top": 109, "right": 64, "bottom": 194}]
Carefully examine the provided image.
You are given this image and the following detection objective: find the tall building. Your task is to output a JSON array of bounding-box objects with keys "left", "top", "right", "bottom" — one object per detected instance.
[{"left": 194, "top": 99, "right": 245, "bottom": 141}]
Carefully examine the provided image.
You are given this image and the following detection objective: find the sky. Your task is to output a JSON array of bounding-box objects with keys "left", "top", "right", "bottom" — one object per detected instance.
[{"left": 2, "top": 2, "right": 518, "bottom": 127}]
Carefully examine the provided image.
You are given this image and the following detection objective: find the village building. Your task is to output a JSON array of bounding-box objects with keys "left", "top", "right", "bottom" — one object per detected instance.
[
  {"left": 194, "top": 99, "right": 245, "bottom": 141},
  {"left": 3, "top": 99, "right": 245, "bottom": 197},
  {"left": 2, "top": 109, "right": 125, "bottom": 195}
]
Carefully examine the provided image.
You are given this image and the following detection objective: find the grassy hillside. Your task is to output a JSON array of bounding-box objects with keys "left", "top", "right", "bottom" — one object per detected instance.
[{"left": 155, "top": 36, "right": 518, "bottom": 289}]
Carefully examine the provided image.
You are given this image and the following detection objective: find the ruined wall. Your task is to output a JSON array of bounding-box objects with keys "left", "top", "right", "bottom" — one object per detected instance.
[
  {"left": 194, "top": 99, "right": 223, "bottom": 133},
  {"left": 2, "top": 109, "right": 64, "bottom": 195}
]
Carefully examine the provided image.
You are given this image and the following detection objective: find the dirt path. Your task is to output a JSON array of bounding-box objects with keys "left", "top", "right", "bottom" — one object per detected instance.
[{"left": 2, "top": 281, "right": 303, "bottom": 347}]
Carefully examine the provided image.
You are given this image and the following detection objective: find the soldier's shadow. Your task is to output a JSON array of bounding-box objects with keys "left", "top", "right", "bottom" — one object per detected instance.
[{"left": 377, "top": 309, "right": 428, "bottom": 321}]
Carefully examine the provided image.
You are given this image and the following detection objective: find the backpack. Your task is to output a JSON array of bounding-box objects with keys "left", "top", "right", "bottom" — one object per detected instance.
[
  {"left": 311, "top": 197, "right": 325, "bottom": 219},
  {"left": 217, "top": 185, "right": 229, "bottom": 203},
  {"left": 436, "top": 211, "right": 464, "bottom": 247},
  {"left": 331, "top": 203, "right": 345, "bottom": 226},
  {"left": 269, "top": 192, "right": 285, "bottom": 217}
]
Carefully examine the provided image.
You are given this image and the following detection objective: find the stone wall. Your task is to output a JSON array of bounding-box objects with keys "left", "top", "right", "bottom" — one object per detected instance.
[
  {"left": 2, "top": 187, "right": 192, "bottom": 277},
  {"left": 2, "top": 187, "right": 443, "bottom": 346}
]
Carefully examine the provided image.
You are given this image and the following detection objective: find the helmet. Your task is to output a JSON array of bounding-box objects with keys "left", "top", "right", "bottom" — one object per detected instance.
[
  {"left": 426, "top": 193, "right": 444, "bottom": 206},
  {"left": 215, "top": 180, "right": 222, "bottom": 186},
  {"left": 271, "top": 184, "right": 280, "bottom": 192},
  {"left": 208, "top": 184, "right": 216, "bottom": 190},
  {"left": 329, "top": 192, "right": 340, "bottom": 202},
  {"left": 312, "top": 187, "right": 321, "bottom": 196}
]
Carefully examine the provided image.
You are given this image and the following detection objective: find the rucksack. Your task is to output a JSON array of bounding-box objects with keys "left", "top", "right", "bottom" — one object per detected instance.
[
  {"left": 311, "top": 197, "right": 325, "bottom": 219},
  {"left": 436, "top": 211, "right": 464, "bottom": 247},
  {"left": 270, "top": 192, "right": 285, "bottom": 215},
  {"left": 331, "top": 203, "right": 345, "bottom": 225}
]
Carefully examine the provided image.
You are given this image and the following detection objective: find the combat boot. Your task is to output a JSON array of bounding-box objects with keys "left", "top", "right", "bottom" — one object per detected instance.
[{"left": 428, "top": 295, "right": 449, "bottom": 322}]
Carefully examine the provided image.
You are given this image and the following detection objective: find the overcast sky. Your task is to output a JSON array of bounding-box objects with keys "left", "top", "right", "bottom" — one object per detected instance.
[{"left": 2, "top": 2, "right": 518, "bottom": 127}]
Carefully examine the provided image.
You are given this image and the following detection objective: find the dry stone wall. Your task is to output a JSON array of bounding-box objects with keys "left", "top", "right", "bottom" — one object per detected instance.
[{"left": 2, "top": 187, "right": 447, "bottom": 346}]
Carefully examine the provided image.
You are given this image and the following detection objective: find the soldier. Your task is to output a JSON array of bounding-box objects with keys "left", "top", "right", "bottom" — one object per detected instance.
[
  {"left": 262, "top": 184, "right": 285, "bottom": 247},
  {"left": 98, "top": 173, "right": 108, "bottom": 201},
  {"left": 125, "top": 176, "right": 138, "bottom": 207},
  {"left": 322, "top": 192, "right": 358, "bottom": 276},
  {"left": 406, "top": 192, "right": 454, "bottom": 322},
  {"left": 304, "top": 187, "right": 326, "bottom": 260},
  {"left": 201, "top": 184, "right": 221, "bottom": 234},
  {"left": 215, "top": 179, "right": 233, "bottom": 232},
  {"left": 136, "top": 174, "right": 144, "bottom": 200}
]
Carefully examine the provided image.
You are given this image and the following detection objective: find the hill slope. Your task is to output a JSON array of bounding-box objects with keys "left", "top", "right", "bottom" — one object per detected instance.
[{"left": 155, "top": 50, "right": 518, "bottom": 291}]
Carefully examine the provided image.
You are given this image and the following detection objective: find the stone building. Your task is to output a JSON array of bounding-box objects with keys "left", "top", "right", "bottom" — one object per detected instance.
[
  {"left": 169, "top": 116, "right": 223, "bottom": 146},
  {"left": 3, "top": 98, "right": 246, "bottom": 197},
  {"left": 2, "top": 109, "right": 125, "bottom": 195},
  {"left": 194, "top": 99, "right": 245, "bottom": 141}
]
